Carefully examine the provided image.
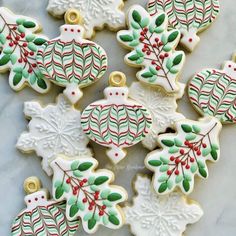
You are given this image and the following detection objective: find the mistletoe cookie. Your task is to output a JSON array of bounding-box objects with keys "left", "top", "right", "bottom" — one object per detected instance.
[
  {"left": 51, "top": 157, "right": 127, "bottom": 234},
  {"left": 37, "top": 10, "right": 108, "bottom": 104},
  {"left": 17, "top": 94, "right": 91, "bottom": 176},
  {"left": 11, "top": 177, "right": 79, "bottom": 236},
  {"left": 124, "top": 175, "right": 203, "bottom": 236},
  {"left": 145, "top": 117, "right": 222, "bottom": 195},
  {"left": 148, "top": 0, "right": 220, "bottom": 52},
  {"left": 81, "top": 72, "right": 153, "bottom": 164},
  {"left": 117, "top": 5, "right": 185, "bottom": 93},
  {"left": 189, "top": 59, "right": 236, "bottom": 124},
  {"left": 129, "top": 82, "right": 185, "bottom": 150},
  {"left": 0, "top": 7, "right": 50, "bottom": 93},
  {"left": 47, "top": 0, "right": 125, "bottom": 39}
]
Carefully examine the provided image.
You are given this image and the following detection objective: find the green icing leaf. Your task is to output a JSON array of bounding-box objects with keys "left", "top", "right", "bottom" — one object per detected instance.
[
  {"left": 108, "top": 215, "right": 120, "bottom": 226},
  {"left": 23, "top": 21, "right": 36, "bottom": 28},
  {"left": 128, "top": 54, "right": 140, "bottom": 61},
  {"left": 211, "top": 149, "right": 218, "bottom": 160},
  {"left": 71, "top": 161, "right": 80, "bottom": 171},
  {"left": 37, "top": 78, "right": 47, "bottom": 90},
  {"left": 69, "top": 204, "right": 79, "bottom": 218},
  {"left": 13, "top": 73, "right": 22, "bottom": 86},
  {"left": 0, "top": 54, "right": 11, "bottom": 66},
  {"left": 94, "top": 176, "right": 109, "bottom": 185},
  {"left": 88, "top": 218, "right": 97, "bottom": 230},
  {"left": 183, "top": 179, "right": 190, "bottom": 192},
  {"left": 78, "top": 162, "right": 93, "bottom": 171},
  {"left": 168, "top": 31, "right": 179, "bottom": 42},
  {"left": 199, "top": 167, "right": 207, "bottom": 178},
  {"left": 173, "top": 54, "right": 183, "bottom": 66},
  {"left": 120, "top": 35, "right": 133, "bottom": 42},
  {"left": 132, "top": 10, "right": 142, "bottom": 23},
  {"left": 107, "top": 193, "right": 122, "bottom": 202},
  {"left": 55, "top": 186, "right": 64, "bottom": 199},
  {"left": 155, "top": 13, "right": 165, "bottom": 27},
  {"left": 161, "top": 139, "right": 175, "bottom": 147},
  {"left": 148, "top": 160, "right": 162, "bottom": 167},
  {"left": 181, "top": 124, "right": 192, "bottom": 133},
  {"left": 142, "top": 71, "right": 153, "bottom": 78},
  {"left": 192, "top": 125, "right": 201, "bottom": 134},
  {"left": 33, "top": 38, "right": 47, "bottom": 45},
  {"left": 158, "top": 182, "right": 168, "bottom": 193}
]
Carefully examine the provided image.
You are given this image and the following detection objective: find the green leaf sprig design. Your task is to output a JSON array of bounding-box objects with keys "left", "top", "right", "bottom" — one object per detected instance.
[
  {"left": 0, "top": 7, "right": 49, "bottom": 93},
  {"left": 117, "top": 5, "right": 185, "bottom": 93},
  {"left": 146, "top": 117, "right": 222, "bottom": 195},
  {"left": 51, "top": 157, "right": 127, "bottom": 234}
]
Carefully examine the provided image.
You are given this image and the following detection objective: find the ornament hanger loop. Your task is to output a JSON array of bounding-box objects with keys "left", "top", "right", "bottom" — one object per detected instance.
[
  {"left": 24, "top": 176, "right": 41, "bottom": 194},
  {"left": 109, "top": 71, "right": 126, "bottom": 87},
  {"left": 65, "top": 9, "right": 82, "bottom": 25}
]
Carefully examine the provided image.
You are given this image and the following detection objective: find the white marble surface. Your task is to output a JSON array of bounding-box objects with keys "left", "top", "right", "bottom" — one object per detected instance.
[{"left": 0, "top": 0, "right": 236, "bottom": 235}]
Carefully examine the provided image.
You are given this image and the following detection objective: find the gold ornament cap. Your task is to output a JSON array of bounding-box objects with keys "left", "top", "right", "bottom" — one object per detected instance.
[
  {"left": 24, "top": 176, "right": 41, "bottom": 195},
  {"left": 109, "top": 71, "right": 127, "bottom": 87},
  {"left": 65, "top": 9, "right": 82, "bottom": 25}
]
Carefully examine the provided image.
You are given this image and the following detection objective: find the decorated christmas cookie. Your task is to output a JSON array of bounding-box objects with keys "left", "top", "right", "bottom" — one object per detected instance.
[
  {"left": 117, "top": 5, "right": 185, "bottom": 93},
  {"left": 51, "top": 157, "right": 127, "bottom": 234},
  {"left": 47, "top": 0, "right": 125, "bottom": 39},
  {"left": 145, "top": 117, "right": 222, "bottom": 195},
  {"left": 189, "top": 59, "right": 236, "bottom": 124},
  {"left": 0, "top": 7, "right": 50, "bottom": 93},
  {"left": 37, "top": 9, "right": 108, "bottom": 104},
  {"left": 129, "top": 82, "right": 185, "bottom": 150},
  {"left": 11, "top": 177, "right": 79, "bottom": 236},
  {"left": 148, "top": 0, "right": 220, "bottom": 52},
  {"left": 124, "top": 175, "right": 203, "bottom": 236},
  {"left": 81, "top": 72, "right": 153, "bottom": 164},
  {"left": 16, "top": 94, "right": 91, "bottom": 176}
]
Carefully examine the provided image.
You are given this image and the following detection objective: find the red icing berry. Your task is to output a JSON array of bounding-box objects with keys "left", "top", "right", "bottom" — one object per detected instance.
[
  {"left": 181, "top": 161, "right": 186, "bottom": 166},
  {"left": 184, "top": 140, "right": 189, "bottom": 145},
  {"left": 15, "top": 35, "right": 20, "bottom": 41},
  {"left": 23, "top": 43, "right": 27, "bottom": 47},
  {"left": 83, "top": 179, "right": 88, "bottom": 183},
  {"left": 167, "top": 170, "right": 172, "bottom": 175},
  {"left": 194, "top": 147, "right": 199, "bottom": 151},
  {"left": 9, "top": 42, "right": 14, "bottom": 47},
  {"left": 99, "top": 211, "right": 104, "bottom": 216},
  {"left": 175, "top": 170, "right": 180, "bottom": 175},
  {"left": 190, "top": 158, "right": 195, "bottom": 163},
  {"left": 197, "top": 151, "right": 201, "bottom": 156},
  {"left": 28, "top": 68, "right": 33, "bottom": 73},
  {"left": 66, "top": 178, "right": 71, "bottom": 184},
  {"left": 159, "top": 55, "right": 164, "bottom": 60},
  {"left": 79, "top": 181, "right": 84, "bottom": 187},
  {"left": 83, "top": 198, "right": 87, "bottom": 203},
  {"left": 165, "top": 53, "right": 169, "bottom": 57},
  {"left": 158, "top": 42, "right": 163, "bottom": 46},
  {"left": 30, "top": 51, "right": 34, "bottom": 56},
  {"left": 153, "top": 43, "right": 157, "bottom": 48},
  {"left": 91, "top": 201, "right": 95, "bottom": 206},
  {"left": 147, "top": 51, "right": 151, "bottom": 55},
  {"left": 102, "top": 205, "right": 106, "bottom": 210},
  {"left": 73, "top": 190, "right": 77, "bottom": 195},
  {"left": 88, "top": 206, "right": 93, "bottom": 211},
  {"left": 6, "top": 35, "right": 11, "bottom": 40},
  {"left": 175, "top": 158, "right": 180, "bottom": 164},
  {"left": 186, "top": 165, "right": 190, "bottom": 169},
  {"left": 180, "top": 149, "right": 185, "bottom": 155},
  {"left": 156, "top": 65, "right": 161, "bottom": 70},
  {"left": 21, "top": 33, "right": 25, "bottom": 38},
  {"left": 13, "top": 26, "right": 17, "bottom": 30},
  {"left": 18, "top": 58, "right": 22, "bottom": 63},
  {"left": 151, "top": 60, "right": 156, "bottom": 65},
  {"left": 139, "top": 37, "right": 145, "bottom": 42},
  {"left": 202, "top": 143, "right": 207, "bottom": 148},
  {"left": 170, "top": 156, "right": 175, "bottom": 161},
  {"left": 155, "top": 38, "right": 159, "bottom": 42}
]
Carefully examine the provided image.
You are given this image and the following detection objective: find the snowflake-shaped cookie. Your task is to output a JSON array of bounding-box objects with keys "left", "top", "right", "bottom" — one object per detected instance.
[
  {"left": 129, "top": 82, "right": 185, "bottom": 150},
  {"left": 124, "top": 175, "right": 203, "bottom": 236},
  {"left": 47, "top": 0, "right": 125, "bottom": 38},
  {"left": 17, "top": 94, "right": 91, "bottom": 176}
]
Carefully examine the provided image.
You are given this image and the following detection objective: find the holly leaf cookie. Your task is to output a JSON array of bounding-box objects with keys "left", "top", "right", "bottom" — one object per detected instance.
[
  {"left": 145, "top": 117, "right": 222, "bottom": 195},
  {"left": 51, "top": 157, "right": 127, "bottom": 234},
  {"left": 0, "top": 7, "right": 50, "bottom": 93},
  {"left": 124, "top": 175, "right": 203, "bottom": 236},
  {"left": 148, "top": 0, "right": 220, "bottom": 52},
  {"left": 81, "top": 72, "right": 153, "bottom": 164},
  {"left": 47, "top": 0, "right": 125, "bottom": 39},
  {"left": 117, "top": 5, "right": 185, "bottom": 93},
  {"left": 16, "top": 94, "right": 91, "bottom": 176},
  {"left": 189, "top": 60, "right": 236, "bottom": 124},
  {"left": 129, "top": 82, "right": 185, "bottom": 150},
  {"left": 11, "top": 177, "right": 79, "bottom": 236},
  {"left": 37, "top": 23, "right": 108, "bottom": 104}
]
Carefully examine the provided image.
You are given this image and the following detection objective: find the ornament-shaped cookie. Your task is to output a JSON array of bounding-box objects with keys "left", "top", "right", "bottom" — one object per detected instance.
[
  {"left": 47, "top": 0, "right": 125, "bottom": 39},
  {"left": 37, "top": 10, "right": 108, "bottom": 104},
  {"left": 0, "top": 7, "right": 50, "bottom": 93},
  {"left": 148, "top": 0, "right": 220, "bottom": 52},
  {"left": 129, "top": 82, "right": 185, "bottom": 150},
  {"left": 145, "top": 117, "right": 222, "bottom": 195},
  {"left": 51, "top": 157, "right": 127, "bottom": 234},
  {"left": 124, "top": 175, "right": 203, "bottom": 236},
  {"left": 11, "top": 177, "right": 79, "bottom": 236},
  {"left": 17, "top": 94, "right": 91, "bottom": 176},
  {"left": 117, "top": 5, "right": 185, "bottom": 93},
  {"left": 189, "top": 58, "right": 236, "bottom": 124},
  {"left": 81, "top": 72, "right": 153, "bottom": 164}
]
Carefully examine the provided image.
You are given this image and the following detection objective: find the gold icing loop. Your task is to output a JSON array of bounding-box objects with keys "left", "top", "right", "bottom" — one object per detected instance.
[
  {"left": 24, "top": 176, "right": 41, "bottom": 194},
  {"left": 109, "top": 71, "right": 126, "bottom": 87},
  {"left": 65, "top": 9, "right": 82, "bottom": 25}
]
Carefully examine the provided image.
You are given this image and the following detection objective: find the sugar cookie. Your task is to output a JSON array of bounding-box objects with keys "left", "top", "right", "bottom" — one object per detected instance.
[
  {"left": 81, "top": 72, "right": 153, "bottom": 164},
  {"left": 145, "top": 117, "right": 222, "bottom": 195},
  {"left": 148, "top": 0, "right": 220, "bottom": 52},
  {"left": 117, "top": 5, "right": 185, "bottom": 93},
  {"left": 129, "top": 82, "right": 185, "bottom": 150},
  {"left": 47, "top": 0, "right": 125, "bottom": 39},
  {"left": 51, "top": 157, "right": 127, "bottom": 234},
  {"left": 37, "top": 10, "right": 108, "bottom": 104},
  {"left": 189, "top": 58, "right": 236, "bottom": 124},
  {"left": 0, "top": 7, "right": 50, "bottom": 93},
  {"left": 17, "top": 94, "right": 91, "bottom": 176},
  {"left": 124, "top": 175, "right": 203, "bottom": 236},
  {"left": 11, "top": 177, "right": 79, "bottom": 236}
]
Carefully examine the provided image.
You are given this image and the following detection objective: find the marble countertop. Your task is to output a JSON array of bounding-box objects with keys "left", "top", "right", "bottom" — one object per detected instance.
[{"left": 0, "top": 0, "right": 236, "bottom": 235}]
